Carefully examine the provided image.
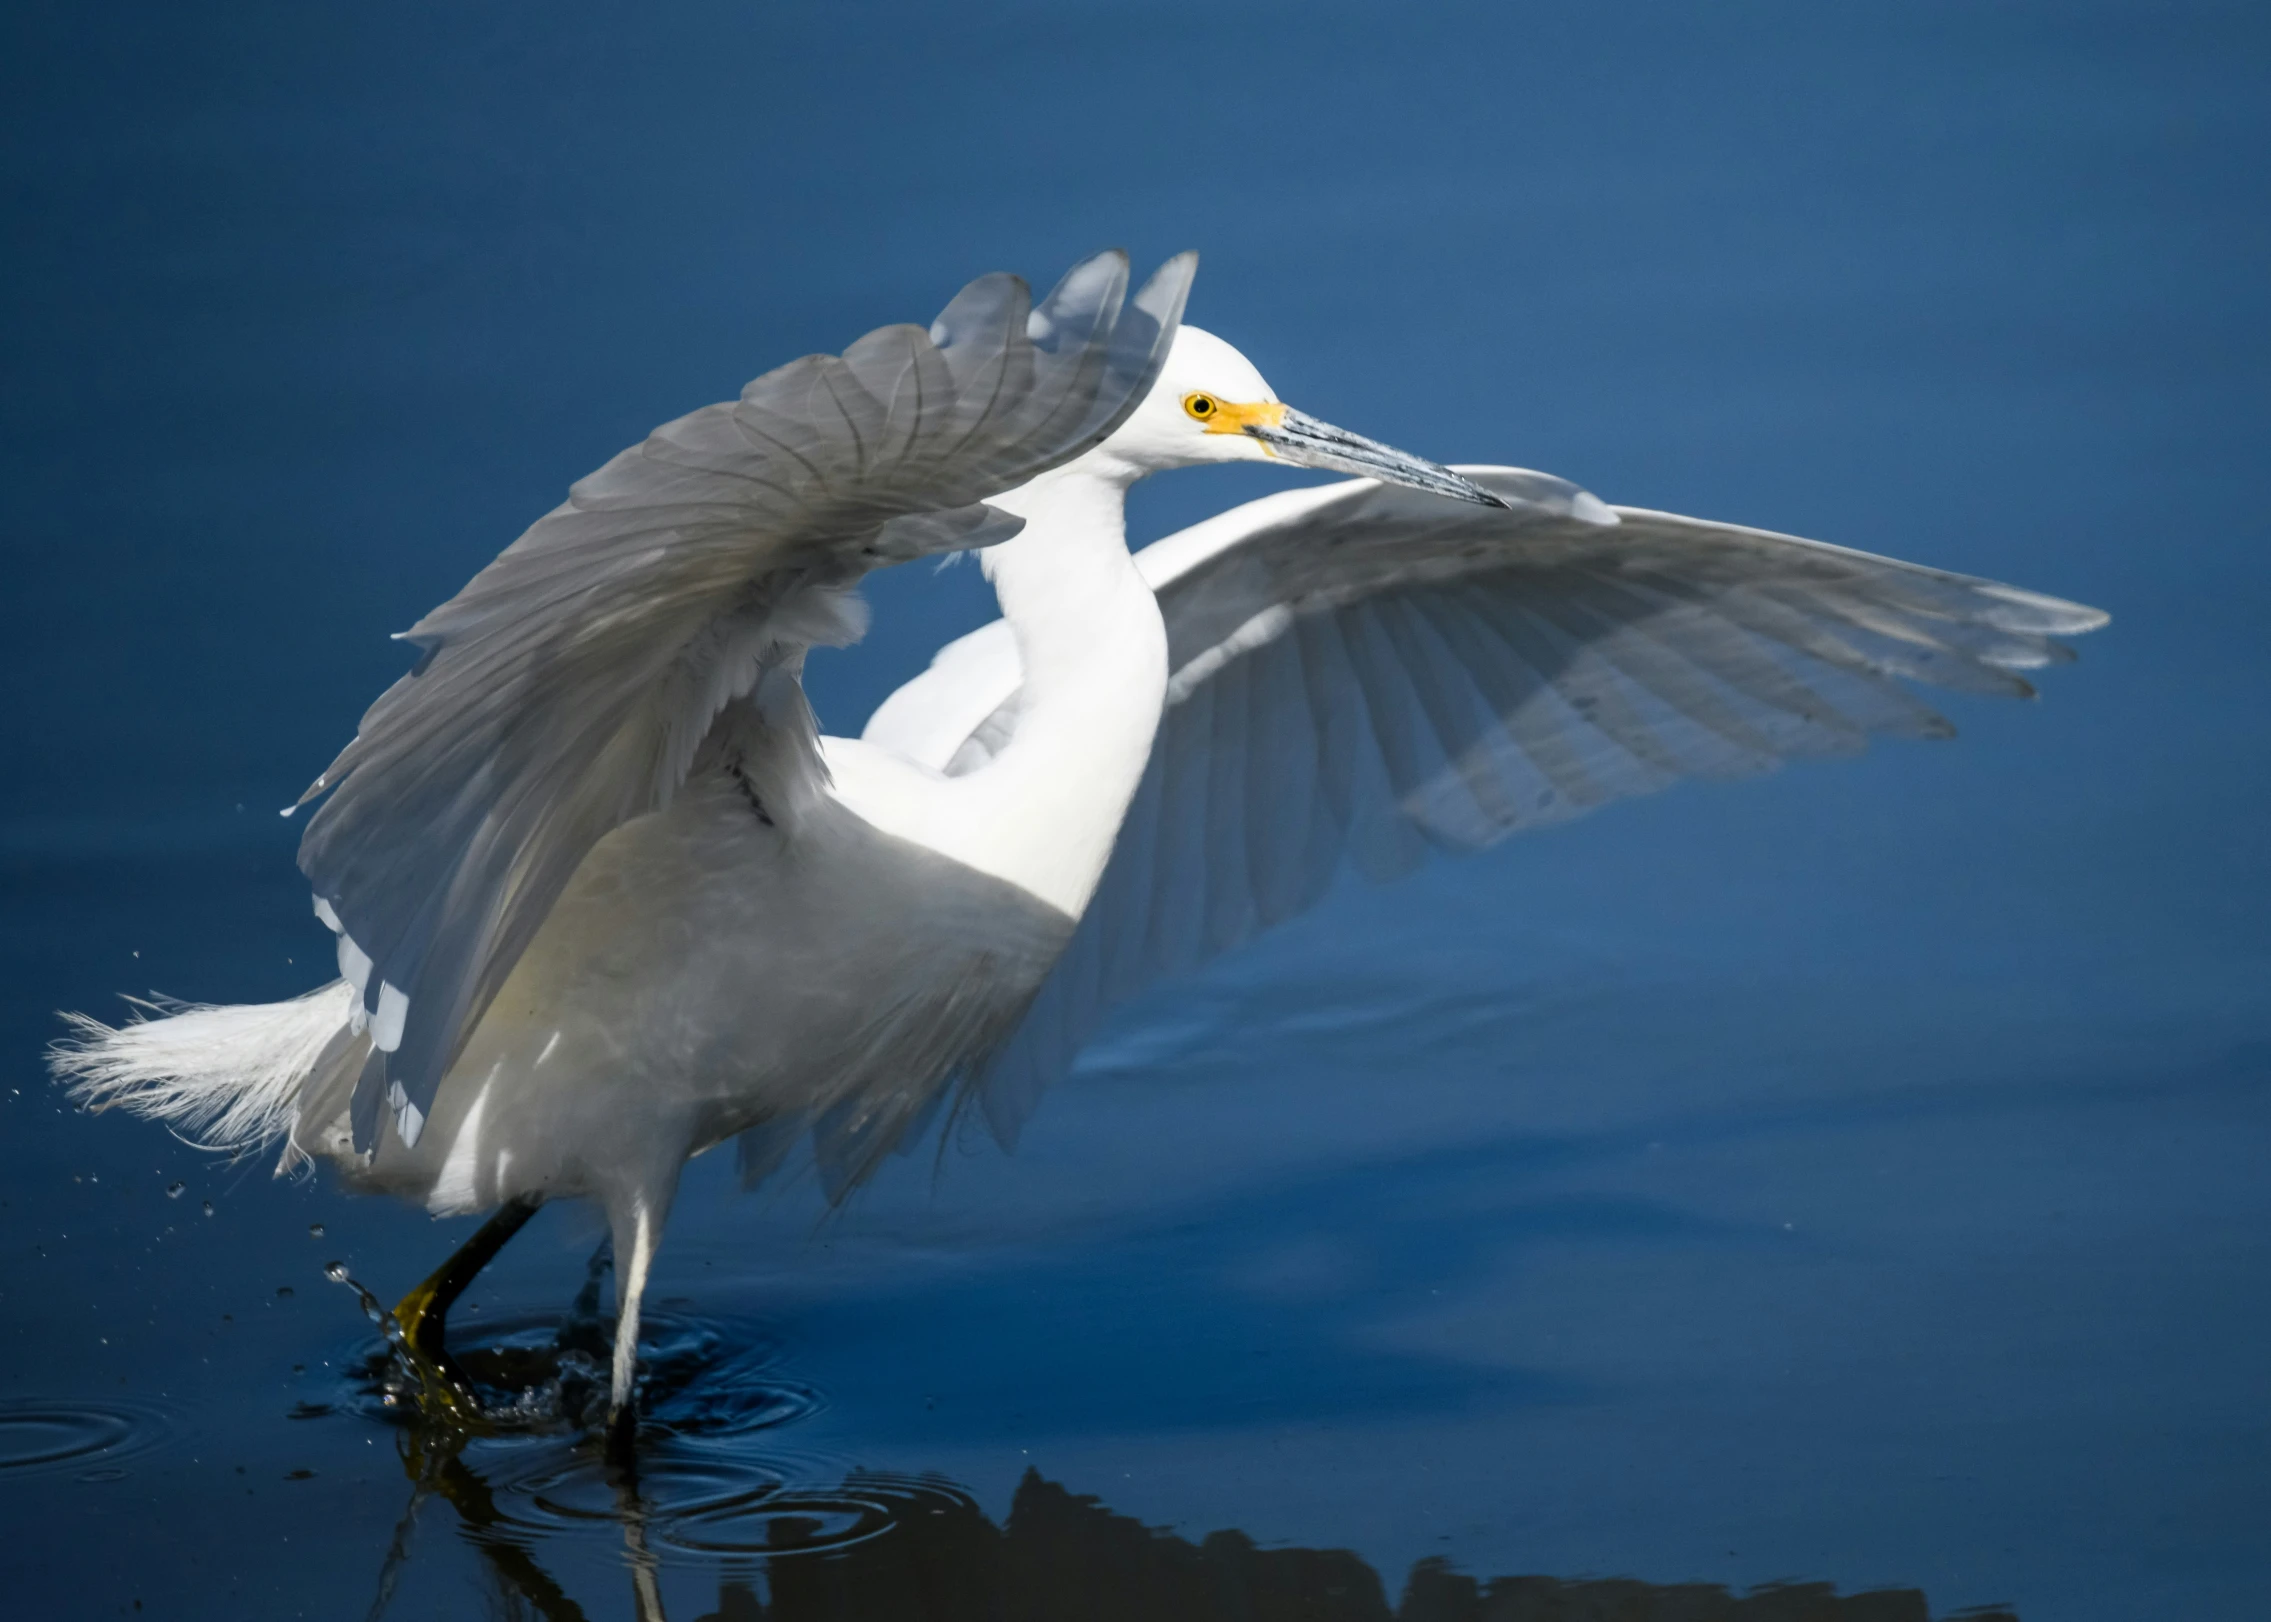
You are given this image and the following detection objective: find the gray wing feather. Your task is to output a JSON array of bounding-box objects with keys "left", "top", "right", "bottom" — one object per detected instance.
[
  {"left": 296, "top": 251, "right": 1197, "bottom": 1145},
  {"left": 969, "top": 466, "right": 2107, "bottom": 1145}
]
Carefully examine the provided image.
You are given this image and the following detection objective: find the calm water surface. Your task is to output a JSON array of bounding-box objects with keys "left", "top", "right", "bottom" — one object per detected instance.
[{"left": 5, "top": 3, "right": 2268, "bottom": 1617}]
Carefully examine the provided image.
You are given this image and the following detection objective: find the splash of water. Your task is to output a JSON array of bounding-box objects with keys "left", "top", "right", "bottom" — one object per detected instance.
[{"left": 320, "top": 1246, "right": 820, "bottom": 1440}]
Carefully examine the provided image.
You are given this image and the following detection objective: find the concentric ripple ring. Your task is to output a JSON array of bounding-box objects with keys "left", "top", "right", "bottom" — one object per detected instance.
[{"left": 0, "top": 1400, "right": 174, "bottom": 1477}]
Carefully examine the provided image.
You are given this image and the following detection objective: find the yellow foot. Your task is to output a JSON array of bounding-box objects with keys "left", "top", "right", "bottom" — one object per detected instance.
[
  {"left": 391, "top": 1281, "right": 488, "bottom": 1431},
  {"left": 384, "top": 1197, "right": 543, "bottom": 1434}
]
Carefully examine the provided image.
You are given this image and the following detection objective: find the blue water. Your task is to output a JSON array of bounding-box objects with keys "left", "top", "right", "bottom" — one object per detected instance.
[{"left": 4, "top": 3, "right": 2268, "bottom": 1617}]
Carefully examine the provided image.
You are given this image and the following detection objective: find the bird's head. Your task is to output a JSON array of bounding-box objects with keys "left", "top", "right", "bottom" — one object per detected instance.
[{"left": 1102, "top": 324, "right": 1505, "bottom": 507}]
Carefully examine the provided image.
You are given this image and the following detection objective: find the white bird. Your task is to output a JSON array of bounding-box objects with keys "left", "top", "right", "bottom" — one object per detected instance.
[{"left": 52, "top": 250, "right": 2106, "bottom": 1441}]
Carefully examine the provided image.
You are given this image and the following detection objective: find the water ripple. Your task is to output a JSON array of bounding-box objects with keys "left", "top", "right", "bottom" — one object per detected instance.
[
  {"left": 655, "top": 1472, "right": 979, "bottom": 1558},
  {"left": 0, "top": 1399, "right": 174, "bottom": 1478},
  {"left": 466, "top": 1441, "right": 972, "bottom": 1563}
]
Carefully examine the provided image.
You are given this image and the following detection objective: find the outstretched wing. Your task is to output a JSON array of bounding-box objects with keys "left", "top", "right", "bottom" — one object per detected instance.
[
  {"left": 296, "top": 250, "right": 1197, "bottom": 1147},
  {"left": 913, "top": 466, "right": 2107, "bottom": 1145}
]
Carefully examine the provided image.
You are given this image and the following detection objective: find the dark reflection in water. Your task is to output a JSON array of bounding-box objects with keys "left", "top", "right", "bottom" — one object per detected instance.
[
  {"left": 339, "top": 1295, "right": 2011, "bottom": 1622},
  {"left": 385, "top": 1446, "right": 2013, "bottom": 1622},
  {"left": 331, "top": 1290, "right": 2007, "bottom": 1617}
]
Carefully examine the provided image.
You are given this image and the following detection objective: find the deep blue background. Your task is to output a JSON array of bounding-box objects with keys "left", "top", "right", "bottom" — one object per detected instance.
[{"left": 3, "top": 3, "right": 2267, "bottom": 1618}]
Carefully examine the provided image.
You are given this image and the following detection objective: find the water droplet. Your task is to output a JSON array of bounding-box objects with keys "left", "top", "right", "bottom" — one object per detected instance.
[
  {"left": 200, "top": 1201, "right": 214, "bottom": 1218},
  {"left": 275, "top": 1286, "right": 295, "bottom": 1299},
  {"left": 323, "top": 1262, "right": 349, "bottom": 1283},
  {"left": 165, "top": 1182, "right": 184, "bottom": 1200},
  {"left": 307, "top": 1223, "right": 324, "bottom": 1238}
]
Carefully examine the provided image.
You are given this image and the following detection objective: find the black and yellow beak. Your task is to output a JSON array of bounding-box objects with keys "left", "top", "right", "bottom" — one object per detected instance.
[{"left": 1195, "top": 396, "right": 1506, "bottom": 508}]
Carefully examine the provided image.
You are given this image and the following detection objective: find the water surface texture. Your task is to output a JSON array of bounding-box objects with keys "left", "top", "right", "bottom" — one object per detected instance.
[{"left": 4, "top": 3, "right": 2268, "bottom": 1618}]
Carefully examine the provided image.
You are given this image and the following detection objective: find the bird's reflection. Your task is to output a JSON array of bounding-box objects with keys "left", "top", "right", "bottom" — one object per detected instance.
[
  {"left": 375, "top": 1434, "right": 2016, "bottom": 1622},
  {"left": 339, "top": 1244, "right": 2017, "bottom": 1622},
  {"left": 331, "top": 1244, "right": 2007, "bottom": 1617}
]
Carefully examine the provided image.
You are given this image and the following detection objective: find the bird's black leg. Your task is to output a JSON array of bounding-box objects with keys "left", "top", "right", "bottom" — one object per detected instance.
[{"left": 392, "top": 1195, "right": 543, "bottom": 1425}]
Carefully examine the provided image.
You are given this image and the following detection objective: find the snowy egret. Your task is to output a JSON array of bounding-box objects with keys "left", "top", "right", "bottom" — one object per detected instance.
[{"left": 53, "top": 250, "right": 2106, "bottom": 1439}]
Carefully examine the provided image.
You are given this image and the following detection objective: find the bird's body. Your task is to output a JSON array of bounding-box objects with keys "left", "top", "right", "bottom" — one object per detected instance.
[
  {"left": 53, "top": 252, "right": 2106, "bottom": 1435},
  {"left": 325, "top": 459, "right": 1170, "bottom": 1225}
]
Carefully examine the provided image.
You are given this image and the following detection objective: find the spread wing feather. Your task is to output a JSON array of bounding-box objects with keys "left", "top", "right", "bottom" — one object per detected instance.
[
  {"left": 295, "top": 251, "right": 1196, "bottom": 1146},
  {"left": 945, "top": 466, "right": 2106, "bottom": 1144}
]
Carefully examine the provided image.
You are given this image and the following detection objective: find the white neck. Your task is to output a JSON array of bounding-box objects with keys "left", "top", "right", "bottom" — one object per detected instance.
[{"left": 949, "top": 463, "right": 1167, "bottom": 917}]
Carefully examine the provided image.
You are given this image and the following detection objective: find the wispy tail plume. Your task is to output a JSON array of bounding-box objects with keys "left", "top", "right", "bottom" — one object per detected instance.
[{"left": 50, "top": 981, "right": 357, "bottom": 1163}]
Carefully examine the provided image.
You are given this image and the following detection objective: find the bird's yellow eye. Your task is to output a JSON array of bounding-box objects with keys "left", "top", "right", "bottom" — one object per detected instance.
[{"left": 1183, "top": 393, "right": 1219, "bottom": 421}]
